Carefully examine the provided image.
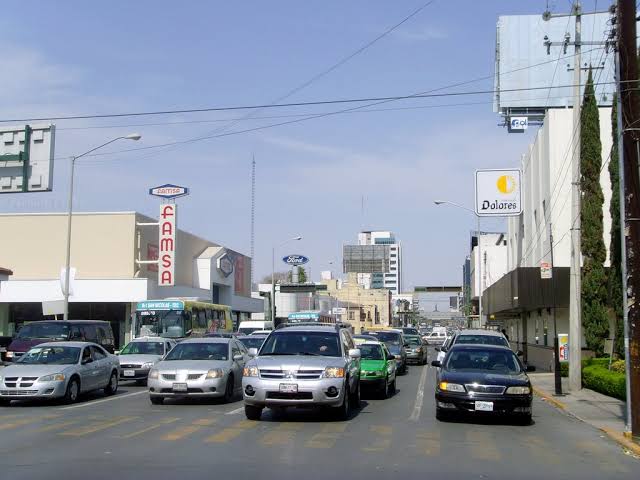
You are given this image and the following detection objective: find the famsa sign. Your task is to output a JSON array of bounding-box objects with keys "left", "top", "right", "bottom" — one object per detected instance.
[
  {"left": 158, "top": 204, "right": 177, "bottom": 286},
  {"left": 475, "top": 169, "right": 522, "bottom": 217}
]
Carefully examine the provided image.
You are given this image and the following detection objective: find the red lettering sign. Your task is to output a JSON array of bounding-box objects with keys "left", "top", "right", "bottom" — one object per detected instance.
[{"left": 158, "top": 204, "right": 176, "bottom": 286}]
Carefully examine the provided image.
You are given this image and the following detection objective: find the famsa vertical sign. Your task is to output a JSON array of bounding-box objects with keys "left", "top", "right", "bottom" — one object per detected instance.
[
  {"left": 475, "top": 169, "right": 522, "bottom": 217},
  {"left": 159, "top": 204, "right": 176, "bottom": 286}
]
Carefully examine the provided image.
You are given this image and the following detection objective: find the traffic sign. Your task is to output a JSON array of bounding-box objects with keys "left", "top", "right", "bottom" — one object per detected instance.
[
  {"left": 149, "top": 184, "right": 189, "bottom": 199},
  {"left": 540, "top": 261, "right": 552, "bottom": 279}
]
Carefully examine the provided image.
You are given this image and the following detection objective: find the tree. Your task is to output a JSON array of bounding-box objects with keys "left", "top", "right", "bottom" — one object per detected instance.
[
  {"left": 608, "top": 93, "right": 625, "bottom": 357},
  {"left": 259, "top": 272, "right": 288, "bottom": 284},
  {"left": 580, "top": 68, "right": 609, "bottom": 356}
]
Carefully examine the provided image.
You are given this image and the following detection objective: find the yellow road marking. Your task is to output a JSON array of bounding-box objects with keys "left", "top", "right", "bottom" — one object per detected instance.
[
  {"left": 524, "top": 435, "right": 562, "bottom": 465},
  {"left": 118, "top": 418, "right": 180, "bottom": 439},
  {"left": 161, "top": 418, "right": 216, "bottom": 441},
  {"left": 306, "top": 424, "right": 347, "bottom": 449},
  {"left": 260, "top": 423, "right": 303, "bottom": 446},
  {"left": 34, "top": 420, "right": 79, "bottom": 433},
  {"left": 204, "top": 419, "right": 255, "bottom": 443},
  {"left": 417, "top": 430, "right": 441, "bottom": 456},
  {"left": 466, "top": 430, "right": 501, "bottom": 461},
  {"left": 575, "top": 440, "right": 630, "bottom": 474},
  {"left": 59, "top": 416, "right": 137, "bottom": 436},
  {"left": 0, "top": 415, "right": 60, "bottom": 431},
  {"left": 362, "top": 425, "right": 392, "bottom": 452}
]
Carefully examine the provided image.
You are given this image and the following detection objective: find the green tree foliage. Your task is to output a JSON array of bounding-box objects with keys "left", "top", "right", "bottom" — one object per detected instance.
[
  {"left": 287, "top": 267, "right": 307, "bottom": 283},
  {"left": 580, "top": 69, "right": 609, "bottom": 356},
  {"left": 608, "top": 93, "right": 624, "bottom": 357}
]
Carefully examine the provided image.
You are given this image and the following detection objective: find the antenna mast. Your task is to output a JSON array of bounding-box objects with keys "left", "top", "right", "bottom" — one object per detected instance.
[{"left": 250, "top": 156, "right": 256, "bottom": 285}]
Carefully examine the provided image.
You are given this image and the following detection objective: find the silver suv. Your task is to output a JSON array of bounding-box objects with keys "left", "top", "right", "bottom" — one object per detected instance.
[{"left": 242, "top": 324, "right": 361, "bottom": 420}]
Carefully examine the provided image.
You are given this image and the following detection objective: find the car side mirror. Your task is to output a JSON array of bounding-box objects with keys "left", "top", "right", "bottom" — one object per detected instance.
[
  {"left": 114, "top": 350, "right": 121, "bottom": 355},
  {"left": 233, "top": 354, "right": 243, "bottom": 361},
  {"left": 387, "top": 354, "right": 395, "bottom": 360},
  {"left": 404, "top": 343, "right": 410, "bottom": 347},
  {"left": 434, "top": 347, "right": 441, "bottom": 352},
  {"left": 526, "top": 365, "right": 536, "bottom": 372},
  {"left": 517, "top": 350, "right": 524, "bottom": 356},
  {"left": 82, "top": 357, "right": 93, "bottom": 365},
  {"left": 248, "top": 348, "right": 258, "bottom": 357},
  {"left": 348, "top": 348, "right": 361, "bottom": 359},
  {"left": 431, "top": 360, "right": 441, "bottom": 368}
]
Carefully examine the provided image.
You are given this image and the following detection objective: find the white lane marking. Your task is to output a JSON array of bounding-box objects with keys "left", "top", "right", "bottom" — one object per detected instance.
[
  {"left": 409, "top": 365, "right": 429, "bottom": 422},
  {"left": 225, "top": 406, "right": 244, "bottom": 415},
  {"left": 60, "top": 390, "right": 148, "bottom": 410}
]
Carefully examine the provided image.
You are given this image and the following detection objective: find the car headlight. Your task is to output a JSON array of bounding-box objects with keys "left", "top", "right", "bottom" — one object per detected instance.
[
  {"left": 439, "top": 382, "right": 465, "bottom": 393},
  {"left": 5, "top": 351, "right": 13, "bottom": 359},
  {"left": 323, "top": 367, "right": 345, "bottom": 378},
  {"left": 506, "top": 386, "right": 531, "bottom": 395},
  {"left": 414, "top": 347, "right": 422, "bottom": 353},
  {"left": 148, "top": 369, "right": 159, "bottom": 379},
  {"left": 141, "top": 362, "right": 155, "bottom": 369},
  {"left": 206, "top": 368, "right": 224, "bottom": 379},
  {"left": 243, "top": 366, "right": 259, "bottom": 377},
  {"left": 38, "top": 373, "right": 65, "bottom": 382}
]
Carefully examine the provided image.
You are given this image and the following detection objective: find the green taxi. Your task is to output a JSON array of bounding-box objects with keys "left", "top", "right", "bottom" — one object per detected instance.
[{"left": 358, "top": 341, "right": 397, "bottom": 398}]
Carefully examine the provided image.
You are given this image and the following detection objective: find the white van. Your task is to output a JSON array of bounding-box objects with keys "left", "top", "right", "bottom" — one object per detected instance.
[
  {"left": 238, "top": 320, "right": 273, "bottom": 335},
  {"left": 425, "top": 327, "right": 448, "bottom": 346}
]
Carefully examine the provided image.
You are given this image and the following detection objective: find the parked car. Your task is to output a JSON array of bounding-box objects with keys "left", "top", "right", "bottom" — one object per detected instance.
[
  {"left": 431, "top": 344, "right": 533, "bottom": 423},
  {"left": 358, "top": 341, "right": 396, "bottom": 398},
  {"left": 118, "top": 337, "right": 176, "bottom": 384},
  {"left": 0, "top": 342, "right": 120, "bottom": 405},
  {"left": 404, "top": 335, "right": 427, "bottom": 365},
  {"left": 5, "top": 320, "right": 116, "bottom": 362},
  {"left": 148, "top": 337, "right": 249, "bottom": 405},
  {"left": 242, "top": 324, "right": 361, "bottom": 421},
  {"left": 237, "top": 335, "right": 267, "bottom": 351},
  {"left": 362, "top": 330, "right": 408, "bottom": 375}
]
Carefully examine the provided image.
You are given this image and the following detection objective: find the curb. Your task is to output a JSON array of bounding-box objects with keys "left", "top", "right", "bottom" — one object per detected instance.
[{"left": 532, "top": 386, "right": 640, "bottom": 456}]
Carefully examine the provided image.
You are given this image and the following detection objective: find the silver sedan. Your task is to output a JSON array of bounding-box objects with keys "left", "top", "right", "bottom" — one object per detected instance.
[
  {"left": 147, "top": 337, "right": 248, "bottom": 405},
  {"left": 0, "top": 342, "right": 120, "bottom": 405}
]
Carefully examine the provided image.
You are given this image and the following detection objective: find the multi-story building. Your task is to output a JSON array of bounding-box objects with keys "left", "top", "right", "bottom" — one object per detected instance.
[{"left": 356, "top": 230, "right": 402, "bottom": 294}]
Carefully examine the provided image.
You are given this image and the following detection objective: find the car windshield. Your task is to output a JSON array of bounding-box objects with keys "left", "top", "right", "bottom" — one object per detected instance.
[
  {"left": 359, "top": 344, "right": 384, "bottom": 360},
  {"left": 17, "top": 346, "right": 80, "bottom": 365},
  {"left": 238, "top": 337, "right": 266, "bottom": 350},
  {"left": 444, "top": 348, "right": 521, "bottom": 374},
  {"left": 164, "top": 343, "right": 228, "bottom": 361},
  {"left": 406, "top": 337, "right": 422, "bottom": 346},
  {"left": 403, "top": 328, "right": 419, "bottom": 335},
  {"left": 371, "top": 332, "right": 401, "bottom": 345},
  {"left": 260, "top": 331, "right": 341, "bottom": 357},
  {"left": 455, "top": 335, "right": 510, "bottom": 347},
  {"left": 120, "top": 342, "right": 164, "bottom": 355},
  {"left": 16, "top": 323, "right": 70, "bottom": 340}
]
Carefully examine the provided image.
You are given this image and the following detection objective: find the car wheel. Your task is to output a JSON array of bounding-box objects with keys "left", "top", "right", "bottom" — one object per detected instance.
[
  {"left": 351, "top": 379, "right": 361, "bottom": 408},
  {"left": 516, "top": 413, "right": 532, "bottom": 425},
  {"left": 104, "top": 371, "right": 118, "bottom": 396},
  {"left": 389, "top": 378, "right": 396, "bottom": 395},
  {"left": 337, "top": 381, "right": 351, "bottom": 420},
  {"left": 150, "top": 396, "right": 164, "bottom": 405},
  {"left": 0, "top": 398, "right": 11, "bottom": 407},
  {"left": 436, "top": 408, "right": 451, "bottom": 422},
  {"left": 136, "top": 379, "right": 147, "bottom": 386},
  {"left": 245, "top": 405, "right": 263, "bottom": 420},
  {"left": 381, "top": 378, "right": 390, "bottom": 399},
  {"left": 64, "top": 378, "right": 80, "bottom": 404},
  {"left": 223, "top": 375, "right": 234, "bottom": 403}
]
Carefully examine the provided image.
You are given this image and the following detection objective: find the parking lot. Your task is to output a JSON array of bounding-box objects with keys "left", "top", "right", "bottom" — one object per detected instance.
[{"left": 1, "top": 350, "right": 638, "bottom": 480}]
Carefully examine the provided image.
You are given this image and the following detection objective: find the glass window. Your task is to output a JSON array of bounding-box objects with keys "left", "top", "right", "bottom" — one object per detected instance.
[
  {"left": 444, "top": 348, "right": 521, "bottom": 374},
  {"left": 82, "top": 347, "right": 92, "bottom": 363},
  {"left": 455, "top": 335, "right": 509, "bottom": 347},
  {"left": 16, "top": 322, "right": 70, "bottom": 341},
  {"left": 91, "top": 346, "right": 107, "bottom": 360},
  {"left": 17, "top": 346, "right": 80, "bottom": 365},
  {"left": 260, "top": 332, "right": 341, "bottom": 357},
  {"left": 238, "top": 337, "right": 265, "bottom": 350},
  {"left": 164, "top": 342, "right": 229, "bottom": 361},
  {"left": 369, "top": 331, "right": 401, "bottom": 345},
  {"left": 359, "top": 344, "right": 384, "bottom": 360},
  {"left": 120, "top": 341, "right": 165, "bottom": 355}
]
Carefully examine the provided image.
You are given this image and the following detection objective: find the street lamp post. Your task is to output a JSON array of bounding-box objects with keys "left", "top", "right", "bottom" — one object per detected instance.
[
  {"left": 271, "top": 236, "right": 302, "bottom": 326},
  {"left": 62, "top": 134, "right": 142, "bottom": 321},
  {"left": 434, "top": 200, "right": 483, "bottom": 327}
]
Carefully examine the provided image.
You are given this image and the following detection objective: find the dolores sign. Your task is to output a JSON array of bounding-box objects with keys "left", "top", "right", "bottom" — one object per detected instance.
[
  {"left": 283, "top": 255, "right": 309, "bottom": 266},
  {"left": 475, "top": 169, "right": 522, "bottom": 217}
]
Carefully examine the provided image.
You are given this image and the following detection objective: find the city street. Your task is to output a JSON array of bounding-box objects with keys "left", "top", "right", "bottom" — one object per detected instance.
[{"left": 1, "top": 349, "right": 637, "bottom": 479}]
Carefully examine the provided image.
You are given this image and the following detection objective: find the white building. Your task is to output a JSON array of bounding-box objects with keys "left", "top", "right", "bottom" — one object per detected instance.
[
  {"left": 484, "top": 108, "right": 613, "bottom": 370},
  {"left": 356, "top": 230, "right": 402, "bottom": 294}
]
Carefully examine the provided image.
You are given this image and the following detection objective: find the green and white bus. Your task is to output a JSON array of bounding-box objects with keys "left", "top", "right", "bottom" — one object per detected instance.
[{"left": 133, "top": 299, "right": 232, "bottom": 340}]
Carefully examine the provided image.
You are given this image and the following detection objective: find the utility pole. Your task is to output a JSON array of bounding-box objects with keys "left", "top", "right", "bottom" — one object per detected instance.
[
  {"left": 549, "top": 223, "right": 563, "bottom": 395},
  {"left": 568, "top": 0, "right": 583, "bottom": 393},
  {"left": 617, "top": 0, "right": 640, "bottom": 440}
]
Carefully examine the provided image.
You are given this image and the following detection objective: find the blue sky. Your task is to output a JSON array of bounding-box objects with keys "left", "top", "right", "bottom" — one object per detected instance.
[{"left": 0, "top": 1, "right": 604, "bottom": 294}]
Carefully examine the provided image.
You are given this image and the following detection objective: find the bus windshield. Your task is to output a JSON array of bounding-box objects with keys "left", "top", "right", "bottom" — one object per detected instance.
[{"left": 135, "top": 311, "right": 186, "bottom": 339}]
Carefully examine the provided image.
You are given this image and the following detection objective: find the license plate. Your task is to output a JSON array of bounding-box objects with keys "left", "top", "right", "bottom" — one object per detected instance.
[
  {"left": 123, "top": 370, "right": 135, "bottom": 377},
  {"left": 475, "top": 401, "right": 494, "bottom": 412},
  {"left": 279, "top": 383, "right": 298, "bottom": 393},
  {"left": 172, "top": 383, "right": 188, "bottom": 392}
]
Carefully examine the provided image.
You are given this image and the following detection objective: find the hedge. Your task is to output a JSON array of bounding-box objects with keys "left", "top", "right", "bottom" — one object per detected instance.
[
  {"left": 559, "top": 357, "right": 613, "bottom": 377},
  {"left": 582, "top": 364, "right": 626, "bottom": 400}
]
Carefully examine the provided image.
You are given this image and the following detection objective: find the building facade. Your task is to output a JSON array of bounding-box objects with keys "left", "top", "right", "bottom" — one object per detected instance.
[
  {"left": 356, "top": 230, "right": 402, "bottom": 294},
  {"left": 0, "top": 212, "right": 263, "bottom": 347}
]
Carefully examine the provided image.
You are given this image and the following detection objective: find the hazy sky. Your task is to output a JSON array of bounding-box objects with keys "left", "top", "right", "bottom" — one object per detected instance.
[{"left": 0, "top": 1, "right": 604, "bottom": 292}]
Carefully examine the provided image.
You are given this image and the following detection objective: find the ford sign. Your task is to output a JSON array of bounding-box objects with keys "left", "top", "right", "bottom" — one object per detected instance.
[
  {"left": 149, "top": 184, "right": 190, "bottom": 199},
  {"left": 283, "top": 255, "right": 309, "bottom": 266}
]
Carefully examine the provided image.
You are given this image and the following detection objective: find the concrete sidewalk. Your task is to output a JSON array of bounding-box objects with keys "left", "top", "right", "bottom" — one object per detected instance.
[{"left": 529, "top": 372, "right": 640, "bottom": 455}]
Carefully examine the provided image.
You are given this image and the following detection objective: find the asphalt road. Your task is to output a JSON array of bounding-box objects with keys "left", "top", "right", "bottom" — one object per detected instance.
[{"left": 1, "top": 352, "right": 638, "bottom": 480}]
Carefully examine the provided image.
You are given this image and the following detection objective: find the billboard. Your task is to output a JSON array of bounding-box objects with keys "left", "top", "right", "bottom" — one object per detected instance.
[
  {"left": 343, "top": 245, "right": 389, "bottom": 273},
  {"left": 0, "top": 124, "right": 56, "bottom": 193},
  {"left": 475, "top": 169, "right": 522, "bottom": 217},
  {"left": 158, "top": 203, "right": 176, "bottom": 286},
  {"left": 494, "top": 13, "right": 614, "bottom": 115}
]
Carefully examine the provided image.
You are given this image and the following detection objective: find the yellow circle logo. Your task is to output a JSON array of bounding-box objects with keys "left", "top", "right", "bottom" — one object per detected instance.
[{"left": 497, "top": 175, "right": 516, "bottom": 194}]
